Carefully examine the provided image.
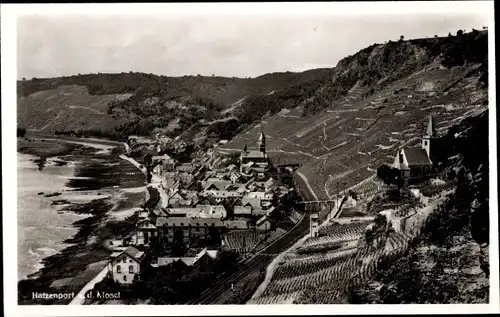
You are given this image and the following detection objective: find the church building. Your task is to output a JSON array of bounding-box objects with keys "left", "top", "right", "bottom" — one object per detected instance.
[
  {"left": 240, "top": 129, "right": 271, "bottom": 178},
  {"left": 392, "top": 115, "right": 436, "bottom": 179}
]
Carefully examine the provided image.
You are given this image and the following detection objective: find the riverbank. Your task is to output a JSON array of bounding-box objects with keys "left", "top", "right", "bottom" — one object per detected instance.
[{"left": 17, "top": 136, "right": 147, "bottom": 305}]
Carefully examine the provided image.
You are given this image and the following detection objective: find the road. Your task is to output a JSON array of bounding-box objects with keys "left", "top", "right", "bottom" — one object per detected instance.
[
  {"left": 120, "top": 153, "right": 169, "bottom": 209},
  {"left": 69, "top": 265, "right": 109, "bottom": 305},
  {"left": 295, "top": 171, "right": 318, "bottom": 201}
]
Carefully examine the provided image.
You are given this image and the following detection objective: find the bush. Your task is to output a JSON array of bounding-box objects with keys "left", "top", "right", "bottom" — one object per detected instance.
[
  {"left": 17, "top": 127, "right": 27, "bottom": 138},
  {"left": 377, "top": 165, "right": 403, "bottom": 187}
]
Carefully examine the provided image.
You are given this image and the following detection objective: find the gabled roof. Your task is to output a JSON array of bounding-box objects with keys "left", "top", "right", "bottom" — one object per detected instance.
[
  {"left": 196, "top": 197, "right": 220, "bottom": 206},
  {"left": 256, "top": 215, "right": 270, "bottom": 226},
  {"left": 137, "top": 219, "right": 157, "bottom": 230},
  {"left": 152, "top": 208, "right": 168, "bottom": 217},
  {"left": 232, "top": 197, "right": 243, "bottom": 206},
  {"left": 234, "top": 205, "right": 252, "bottom": 215},
  {"left": 242, "top": 196, "right": 261, "bottom": 209},
  {"left": 404, "top": 148, "right": 432, "bottom": 166},
  {"left": 204, "top": 179, "right": 232, "bottom": 191},
  {"left": 113, "top": 246, "right": 145, "bottom": 263}
]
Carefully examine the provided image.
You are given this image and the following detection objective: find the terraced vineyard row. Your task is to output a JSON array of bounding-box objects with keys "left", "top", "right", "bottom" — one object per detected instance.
[
  {"left": 349, "top": 177, "right": 385, "bottom": 201},
  {"left": 318, "top": 220, "right": 372, "bottom": 237},
  {"left": 223, "top": 230, "right": 265, "bottom": 253},
  {"left": 298, "top": 234, "right": 413, "bottom": 304},
  {"left": 252, "top": 231, "right": 413, "bottom": 304},
  {"left": 262, "top": 245, "right": 386, "bottom": 297},
  {"left": 301, "top": 235, "right": 355, "bottom": 248},
  {"left": 248, "top": 291, "right": 301, "bottom": 305}
]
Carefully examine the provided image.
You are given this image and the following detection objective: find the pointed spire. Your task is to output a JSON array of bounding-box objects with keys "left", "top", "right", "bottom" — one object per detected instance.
[
  {"left": 427, "top": 115, "right": 436, "bottom": 137},
  {"left": 258, "top": 128, "right": 266, "bottom": 143},
  {"left": 258, "top": 128, "right": 266, "bottom": 154}
]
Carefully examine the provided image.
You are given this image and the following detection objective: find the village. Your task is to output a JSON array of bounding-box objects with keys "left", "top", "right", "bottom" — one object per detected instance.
[
  {"left": 99, "top": 129, "right": 302, "bottom": 292},
  {"left": 99, "top": 114, "right": 443, "bottom": 289}
]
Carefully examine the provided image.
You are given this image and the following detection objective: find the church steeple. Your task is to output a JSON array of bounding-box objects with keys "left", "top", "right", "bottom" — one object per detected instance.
[
  {"left": 258, "top": 129, "right": 266, "bottom": 154},
  {"left": 422, "top": 114, "right": 436, "bottom": 161},
  {"left": 426, "top": 115, "right": 436, "bottom": 137}
]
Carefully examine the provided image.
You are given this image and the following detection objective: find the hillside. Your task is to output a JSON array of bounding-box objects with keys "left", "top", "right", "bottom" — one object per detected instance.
[
  {"left": 248, "top": 107, "right": 489, "bottom": 305},
  {"left": 18, "top": 29, "right": 488, "bottom": 197},
  {"left": 300, "top": 109, "right": 490, "bottom": 304},
  {"left": 221, "top": 29, "right": 488, "bottom": 200},
  {"left": 17, "top": 68, "right": 333, "bottom": 141}
]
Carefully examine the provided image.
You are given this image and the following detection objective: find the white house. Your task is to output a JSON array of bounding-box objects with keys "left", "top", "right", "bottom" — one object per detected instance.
[{"left": 109, "top": 246, "right": 145, "bottom": 284}]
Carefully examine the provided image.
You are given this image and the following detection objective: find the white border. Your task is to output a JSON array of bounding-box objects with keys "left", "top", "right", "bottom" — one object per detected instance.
[{"left": 2, "top": 2, "right": 498, "bottom": 316}]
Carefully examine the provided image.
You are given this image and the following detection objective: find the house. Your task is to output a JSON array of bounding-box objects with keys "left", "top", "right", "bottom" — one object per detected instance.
[
  {"left": 149, "top": 208, "right": 167, "bottom": 225},
  {"left": 153, "top": 248, "right": 218, "bottom": 268},
  {"left": 109, "top": 246, "right": 145, "bottom": 284},
  {"left": 162, "top": 172, "right": 177, "bottom": 189},
  {"left": 256, "top": 215, "right": 272, "bottom": 232},
  {"left": 196, "top": 197, "right": 220, "bottom": 206},
  {"left": 247, "top": 191, "right": 273, "bottom": 201},
  {"left": 310, "top": 213, "right": 319, "bottom": 237},
  {"left": 152, "top": 164, "right": 163, "bottom": 176},
  {"left": 392, "top": 115, "right": 435, "bottom": 179},
  {"left": 204, "top": 190, "right": 243, "bottom": 203},
  {"left": 136, "top": 219, "right": 158, "bottom": 245},
  {"left": 234, "top": 205, "right": 253, "bottom": 218},
  {"left": 128, "top": 135, "right": 154, "bottom": 146},
  {"left": 176, "top": 163, "right": 196, "bottom": 173},
  {"left": 203, "top": 178, "right": 232, "bottom": 191},
  {"left": 224, "top": 220, "right": 249, "bottom": 230},
  {"left": 199, "top": 205, "right": 227, "bottom": 218},
  {"left": 155, "top": 217, "right": 249, "bottom": 243},
  {"left": 179, "top": 173, "right": 194, "bottom": 185},
  {"left": 240, "top": 130, "right": 270, "bottom": 174},
  {"left": 167, "top": 191, "right": 185, "bottom": 206},
  {"left": 230, "top": 172, "right": 243, "bottom": 183},
  {"left": 156, "top": 217, "right": 226, "bottom": 244}
]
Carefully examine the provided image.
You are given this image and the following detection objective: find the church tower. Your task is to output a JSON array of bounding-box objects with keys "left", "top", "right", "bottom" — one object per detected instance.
[
  {"left": 258, "top": 129, "right": 266, "bottom": 156},
  {"left": 421, "top": 115, "right": 436, "bottom": 160}
]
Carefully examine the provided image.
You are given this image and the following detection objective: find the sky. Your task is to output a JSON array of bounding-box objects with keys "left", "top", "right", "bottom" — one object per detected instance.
[{"left": 17, "top": 12, "right": 489, "bottom": 80}]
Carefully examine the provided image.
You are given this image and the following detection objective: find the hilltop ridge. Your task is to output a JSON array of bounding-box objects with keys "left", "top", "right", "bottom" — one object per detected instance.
[{"left": 18, "top": 29, "right": 488, "bottom": 201}]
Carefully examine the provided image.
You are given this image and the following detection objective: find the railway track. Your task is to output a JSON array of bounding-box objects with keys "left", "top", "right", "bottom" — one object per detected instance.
[{"left": 186, "top": 213, "right": 311, "bottom": 304}]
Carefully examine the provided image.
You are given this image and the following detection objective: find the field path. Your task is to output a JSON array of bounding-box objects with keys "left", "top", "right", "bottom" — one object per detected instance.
[
  {"left": 69, "top": 266, "right": 109, "bottom": 305},
  {"left": 296, "top": 171, "right": 318, "bottom": 201}
]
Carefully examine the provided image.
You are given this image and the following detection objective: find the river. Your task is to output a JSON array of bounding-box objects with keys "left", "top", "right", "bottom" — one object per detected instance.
[{"left": 17, "top": 152, "right": 88, "bottom": 280}]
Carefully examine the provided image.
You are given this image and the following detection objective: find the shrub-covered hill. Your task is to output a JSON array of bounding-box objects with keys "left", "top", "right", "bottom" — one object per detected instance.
[
  {"left": 17, "top": 68, "right": 332, "bottom": 139},
  {"left": 221, "top": 29, "right": 488, "bottom": 200}
]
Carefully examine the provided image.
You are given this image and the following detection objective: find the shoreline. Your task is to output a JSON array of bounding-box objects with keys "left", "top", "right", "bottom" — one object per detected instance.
[{"left": 17, "top": 136, "right": 146, "bottom": 305}]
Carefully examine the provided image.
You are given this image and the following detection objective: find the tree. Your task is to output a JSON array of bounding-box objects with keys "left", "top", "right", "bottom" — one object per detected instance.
[
  {"left": 208, "top": 226, "right": 221, "bottom": 246},
  {"left": 456, "top": 29, "right": 464, "bottom": 36},
  {"left": 376, "top": 164, "right": 403, "bottom": 187},
  {"left": 171, "top": 228, "right": 187, "bottom": 256},
  {"left": 17, "top": 127, "right": 27, "bottom": 138},
  {"left": 400, "top": 35, "right": 404, "bottom": 41}
]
